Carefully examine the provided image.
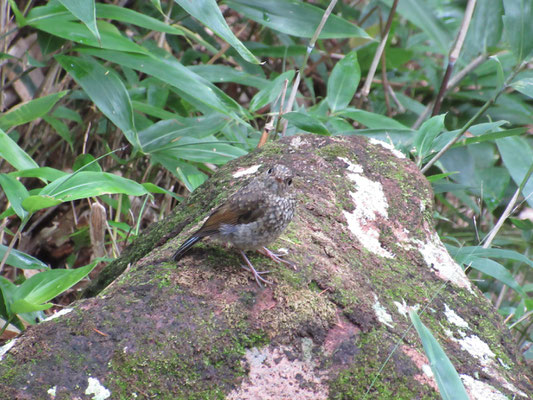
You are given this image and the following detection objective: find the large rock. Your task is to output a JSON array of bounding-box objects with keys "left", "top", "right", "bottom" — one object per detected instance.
[{"left": 1, "top": 135, "right": 530, "bottom": 399}]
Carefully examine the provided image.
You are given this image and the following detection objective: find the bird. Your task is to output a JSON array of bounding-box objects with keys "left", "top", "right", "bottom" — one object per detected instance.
[{"left": 172, "top": 164, "right": 296, "bottom": 287}]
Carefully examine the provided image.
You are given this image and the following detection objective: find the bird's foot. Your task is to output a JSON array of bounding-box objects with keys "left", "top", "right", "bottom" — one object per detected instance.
[
  {"left": 239, "top": 250, "right": 272, "bottom": 287},
  {"left": 258, "top": 247, "right": 296, "bottom": 270}
]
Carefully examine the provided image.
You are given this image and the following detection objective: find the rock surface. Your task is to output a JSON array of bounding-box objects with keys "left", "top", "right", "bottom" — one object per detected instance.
[{"left": 0, "top": 135, "right": 531, "bottom": 399}]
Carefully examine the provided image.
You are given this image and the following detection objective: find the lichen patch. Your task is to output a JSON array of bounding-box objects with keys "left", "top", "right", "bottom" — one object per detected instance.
[
  {"left": 338, "top": 157, "right": 394, "bottom": 259},
  {"left": 444, "top": 304, "right": 469, "bottom": 329},
  {"left": 410, "top": 232, "right": 472, "bottom": 292},
  {"left": 0, "top": 338, "right": 17, "bottom": 361},
  {"left": 369, "top": 138, "right": 406, "bottom": 159},
  {"left": 446, "top": 330, "right": 528, "bottom": 398},
  {"left": 233, "top": 164, "right": 261, "bottom": 178},
  {"left": 461, "top": 375, "right": 513, "bottom": 400},
  {"left": 447, "top": 333, "right": 495, "bottom": 366},
  {"left": 43, "top": 308, "right": 73, "bottom": 322},
  {"left": 85, "top": 377, "right": 111, "bottom": 400},
  {"left": 372, "top": 295, "right": 394, "bottom": 328},
  {"left": 227, "top": 346, "right": 328, "bottom": 400},
  {"left": 401, "top": 345, "right": 439, "bottom": 392}
]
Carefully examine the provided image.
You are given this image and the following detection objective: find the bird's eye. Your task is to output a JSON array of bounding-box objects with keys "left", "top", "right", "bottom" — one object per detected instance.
[
  {"left": 267, "top": 167, "right": 273, "bottom": 174},
  {"left": 286, "top": 178, "right": 292, "bottom": 186}
]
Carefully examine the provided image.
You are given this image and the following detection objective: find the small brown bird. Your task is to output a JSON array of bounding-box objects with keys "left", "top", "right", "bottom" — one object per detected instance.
[{"left": 172, "top": 164, "right": 296, "bottom": 286}]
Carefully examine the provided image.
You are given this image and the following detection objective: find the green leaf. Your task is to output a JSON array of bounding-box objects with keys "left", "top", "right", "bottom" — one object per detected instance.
[
  {"left": 503, "top": 0, "right": 533, "bottom": 61},
  {"left": 77, "top": 48, "right": 245, "bottom": 121},
  {"left": 39, "top": 171, "right": 149, "bottom": 201},
  {"left": 10, "top": 264, "right": 95, "bottom": 314},
  {"left": 42, "top": 115, "right": 75, "bottom": 150},
  {"left": 0, "top": 91, "right": 67, "bottom": 131},
  {"left": 95, "top": 4, "right": 185, "bottom": 35},
  {"left": 151, "top": 158, "right": 206, "bottom": 192},
  {"left": 73, "top": 154, "right": 102, "bottom": 172},
  {"left": 7, "top": 0, "right": 26, "bottom": 26},
  {"left": 56, "top": 55, "right": 139, "bottom": 149},
  {"left": 189, "top": 65, "right": 268, "bottom": 89},
  {"left": 153, "top": 136, "right": 247, "bottom": 164},
  {"left": 453, "top": 127, "right": 526, "bottom": 147},
  {"left": 475, "top": 167, "right": 510, "bottom": 212},
  {"left": 27, "top": 5, "right": 147, "bottom": 54},
  {"left": 510, "top": 218, "right": 533, "bottom": 231},
  {"left": 142, "top": 182, "right": 183, "bottom": 202},
  {"left": 0, "top": 276, "right": 18, "bottom": 318},
  {"left": 57, "top": 0, "right": 100, "bottom": 42},
  {"left": 0, "top": 174, "right": 29, "bottom": 219},
  {"left": 283, "top": 112, "right": 329, "bottom": 135},
  {"left": 9, "top": 167, "right": 66, "bottom": 182},
  {"left": 249, "top": 70, "right": 295, "bottom": 112},
  {"left": 10, "top": 298, "right": 53, "bottom": 314},
  {"left": 340, "top": 108, "right": 409, "bottom": 129},
  {"left": 175, "top": 0, "right": 258, "bottom": 64},
  {"left": 414, "top": 114, "right": 446, "bottom": 164},
  {"left": 410, "top": 310, "right": 469, "bottom": 400},
  {"left": 52, "top": 106, "right": 83, "bottom": 124},
  {"left": 511, "top": 77, "right": 533, "bottom": 99},
  {"left": 225, "top": 0, "right": 371, "bottom": 39},
  {"left": 22, "top": 196, "right": 63, "bottom": 213},
  {"left": 0, "top": 244, "right": 49, "bottom": 270},
  {"left": 0, "top": 129, "right": 39, "bottom": 171},
  {"left": 382, "top": 0, "right": 452, "bottom": 54},
  {"left": 139, "top": 115, "right": 229, "bottom": 153},
  {"left": 496, "top": 136, "right": 533, "bottom": 207},
  {"left": 326, "top": 51, "right": 360, "bottom": 112},
  {"left": 462, "top": 0, "right": 503, "bottom": 61},
  {"left": 448, "top": 245, "right": 533, "bottom": 270},
  {"left": 464, "top": 256, "right": 525, "bottom": 296},
  {"left": 426, "top": 172, "right": 457, "bottom": 183}
]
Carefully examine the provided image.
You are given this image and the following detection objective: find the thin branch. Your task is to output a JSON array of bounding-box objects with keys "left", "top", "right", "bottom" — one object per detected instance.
[
  {"left": 281, "top": 0, "right": 338, "bottom": 136},
  {"left": 358, "top": 0, "right": 398, "bottom": 102},
  {"left": 412, "top": 53, "right": 488, "bottom": 130},
  {"left": 432, "top": 0, "right": 477, "bottom": 116},
  {"left": 482, "top": 163, "right": 533, "bottom": 249},
  {"left": 421, "top": 62, "right": 526, "bottom": 173}
]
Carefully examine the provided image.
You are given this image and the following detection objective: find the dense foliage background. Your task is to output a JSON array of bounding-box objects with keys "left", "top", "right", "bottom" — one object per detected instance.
[{"left": 1, "top": 0, "right": 532, "bottom": 394}]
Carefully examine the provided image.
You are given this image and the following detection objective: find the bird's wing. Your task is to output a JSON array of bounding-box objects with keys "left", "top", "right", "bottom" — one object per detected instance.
[{"left": 197, "top": 187, "right": 266, "bottom": 235}]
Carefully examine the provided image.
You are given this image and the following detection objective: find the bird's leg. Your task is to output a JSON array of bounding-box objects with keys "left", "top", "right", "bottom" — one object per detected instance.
[
  {"left": 239, "top": 250, "right": 272, "bottom": 287},
  {"left": 258, "top": 247, "right": 296, "bottom": 270}
]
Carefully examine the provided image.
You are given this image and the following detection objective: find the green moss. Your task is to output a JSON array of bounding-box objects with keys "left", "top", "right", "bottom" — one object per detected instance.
[
  {"left": 257, "top": 141, "right": 286, "bottom": 157},
  {"left": 329, "top": 331, "right": 436, "bottom": 399},
  {"left": 316, "top": 142, "right": 352, "bottom": 160},
  {"left": 0, "top": 354, "right": 19, "bottom": 384},
  {"left": 103, "top": 290, "right": 272, "bottom": 399}
]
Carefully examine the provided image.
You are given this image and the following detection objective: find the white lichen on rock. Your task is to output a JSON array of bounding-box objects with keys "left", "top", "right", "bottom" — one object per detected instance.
[
  {"left": 373, "top": 294, "right": 394, "bottom": 327},
  {"left": 409, "top": 233, "right": 472, "bottom": 292},
  {"left": 85, "top": 377, "right": 111, "bottom": 400},
  {"left": 233, "top": 164, "right": 261, "bottom": 178},
  {"left": 444, "top": 304, "right": 469, "bottom": 329},
  {"left": 227, "top": 345, "right": 328, "bottom": 400},
  {"left": 369, "top": 138, "right": 406, "bottom": 159},
  {"left": 338, "top": 157, "right": 394, "bottom": 259}
]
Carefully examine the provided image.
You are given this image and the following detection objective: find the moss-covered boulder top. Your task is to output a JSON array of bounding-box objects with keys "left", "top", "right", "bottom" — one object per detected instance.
[{"left": 1, "top": 135, "right": 531, "bottom": 399}]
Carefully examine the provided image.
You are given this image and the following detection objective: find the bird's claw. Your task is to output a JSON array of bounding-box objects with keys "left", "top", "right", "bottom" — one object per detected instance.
[
  {"left": 259, "top": 247, "right": 296, "bottom": 270},
  {"left": 240, "top": 264, "right": 272, "bottom": 287},
  {"left": 239, "top": 250, "right": 272, "bottom": 287}
]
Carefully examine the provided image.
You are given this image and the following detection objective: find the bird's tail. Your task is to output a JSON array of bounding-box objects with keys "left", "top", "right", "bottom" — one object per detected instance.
[{"left": 172, "top": 236, "right": 202, "bottom": 261}]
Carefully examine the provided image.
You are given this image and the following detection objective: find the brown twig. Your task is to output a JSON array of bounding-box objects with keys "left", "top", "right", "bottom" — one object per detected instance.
[
  {"left": 412, "top": 53, "right": 489, "bottom": 130},
  {"left": 431, "top": 0, "right": 477, "bottom": 116},
  {"left": 357, "top": 0, "right": 398, "bottom": 106},
  {"left": 378, "top": 14, "right": 392, "bottom": 116}
]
